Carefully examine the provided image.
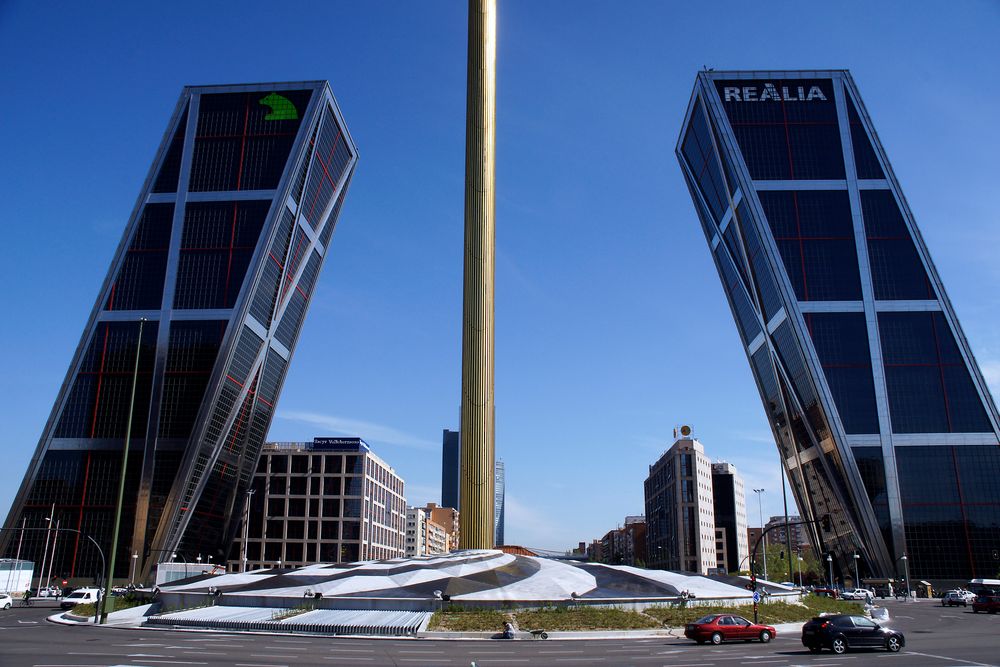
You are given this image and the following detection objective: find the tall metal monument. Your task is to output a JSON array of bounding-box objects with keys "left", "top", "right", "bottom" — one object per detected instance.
[
  {"left": 2, "top": 82, "right": 358, "bottom": 582},
  {"left": 459, "top": 0, "right": 497, "bottom": 549}
]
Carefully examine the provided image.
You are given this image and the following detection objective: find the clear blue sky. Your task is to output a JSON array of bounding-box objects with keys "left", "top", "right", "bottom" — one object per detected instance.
[{"left": 1, "top": 1, "right": 999, "bottom": 552}]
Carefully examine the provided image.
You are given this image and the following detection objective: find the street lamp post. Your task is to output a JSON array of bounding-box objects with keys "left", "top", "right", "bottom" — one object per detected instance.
[
  {"left": 797, "top": 554, "right": 803, "bottom": 588},
  {"left": 853, "top": 553, "right": 860, "bottom": 589},
  {"left": 900, "top": 554, "right": 911, "bottom": 601},
  {"left": 826, "top": 554, "right": 834, "bottom": 589},
  {"left": 130, "top": 553, "right": 138, "bottom": 586},
  {"left": 753, "top": 488, "right": 767, "bottom": 580}
]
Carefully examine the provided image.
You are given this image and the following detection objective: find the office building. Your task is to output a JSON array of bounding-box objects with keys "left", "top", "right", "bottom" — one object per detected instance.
[
  {"left": 644, "top": 434, "right": 717, "bottom": 573},
  {"left": 677, "top": 70, "right": 1000, "bottom": 580},
  {"left": 231, "top": 438, "right": 405, "bottom": 569},
  {"left": 494, "top": 459, "right": 505, "bottom": 546},
  {"left": 711, "top": 462, "right": 750, "bottom": 574},
  {"left": 441, "top": 429, "right": 461, "bottom": 510},
  {"left": 2, "top": 82, "right": 357, "bottom": 581}
]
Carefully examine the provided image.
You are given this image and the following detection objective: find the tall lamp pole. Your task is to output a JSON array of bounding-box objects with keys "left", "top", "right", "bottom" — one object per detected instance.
[
  {"left": 900, "top": 553, "right": 911, "bottom": 601},
  {"left": 753, "top": 488, "right": 767, "bottom": 580},
  {"left": 100, "top": 317, "right": 145, "bottom": 623},
  {"left": 826, "top": 553, "right": 834, "bottom": 589},
  {"left": 853, "top": 552, "right": 860, "bottom": 589}
]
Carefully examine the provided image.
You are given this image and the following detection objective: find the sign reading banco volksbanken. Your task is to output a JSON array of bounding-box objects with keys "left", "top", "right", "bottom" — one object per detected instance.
[{"left": 722, "top": 83, "right": 827, "bottom": 103}]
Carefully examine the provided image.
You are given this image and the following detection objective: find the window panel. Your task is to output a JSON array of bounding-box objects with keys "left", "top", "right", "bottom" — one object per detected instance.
[
  {"left": 158, "top": 320, "right": 226, "bottom": 439},
  {"left": 861, "top": 190, "right": 934, "bottom": 300},
  {"left": 189, "top": 90, "right": 312, "bottom": 192},
  {"left": 716, "top": 79, "right": 842, "bottom": 180},
  {"left": 173, "top": 201, "right": 269, "bottom": 310},
  {"left": 153, "top": 109, "right": 189, "bottom": 193},
  {"left": 758, "top": 191, "right": 860, "bottom": 301},
  {"left": 106, "top": 204, "right": 174, "bottom": 311},
  {"left": 681, "top": 100, "right": 729, "bottom": 223},
  {"left": 880, "top": 312, "right": 991, "bottom": 433},
  {"left": 846, "top": 96, "right": 884, "bottom": 179}
]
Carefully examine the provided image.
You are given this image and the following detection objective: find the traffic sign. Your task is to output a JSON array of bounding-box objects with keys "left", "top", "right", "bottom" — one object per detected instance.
[{"left": 753, "top": 591, "right": 761, "bottom": 603}]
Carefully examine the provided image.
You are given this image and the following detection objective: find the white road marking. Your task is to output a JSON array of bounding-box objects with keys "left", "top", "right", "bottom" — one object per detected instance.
[
  {"left": 235, "top": 664, "right": 289, "bottom": 667},
  {"left": 264, "top": 646, "right": 309, "bottom": 651},
  {"left": 141, "top": 661, "right": 209, "bottom": 665},
  {"left": 905, "top": 652, "right": 994, "bottom": 666}
]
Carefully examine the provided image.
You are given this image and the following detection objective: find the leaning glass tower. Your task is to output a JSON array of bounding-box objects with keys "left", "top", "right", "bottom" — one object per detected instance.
[
  {"left": 677, "top": 70, "right": 1000, "bottom": 581},
  {"left": 1, "top": 82, "right": 357, "bottom": 582}
]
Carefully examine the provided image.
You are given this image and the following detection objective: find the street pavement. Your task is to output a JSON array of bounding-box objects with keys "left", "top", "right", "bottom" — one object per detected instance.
[{"left": 0, "top": 599, "right": 997, "bottom": 667}]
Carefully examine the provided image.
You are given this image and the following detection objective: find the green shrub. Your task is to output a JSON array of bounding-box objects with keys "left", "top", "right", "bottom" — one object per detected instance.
[{"left": 515, "top": 607, "right": 660, "bottom": 631}]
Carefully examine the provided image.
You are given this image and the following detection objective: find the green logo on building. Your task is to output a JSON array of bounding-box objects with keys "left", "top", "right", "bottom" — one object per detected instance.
[{"left": 259, "top": 93, "right": 298, "bottom": 121}]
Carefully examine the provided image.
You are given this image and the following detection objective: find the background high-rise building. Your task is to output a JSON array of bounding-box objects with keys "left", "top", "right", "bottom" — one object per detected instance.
[
  {"left": 677, "top": 70, "right": 1000, "bottom": 581},
  {"left": 441, "top": 429, "right": 461, "bottom": 510},
  {"left": 440, "top": 430, "right": 502, "bottom": 547},
  {"left": 494, "top": 459, "right": 505, "bottom": 546},
  {"left": 231, "top": 438, "right": 405, "bottom": 569},
  {"left": 644, "top": 434, "right": 716, "bottom": 573},
  {"left": 711, "top": 462, "right": 750, "bottom": 574},
  {"left": 1, "top": 82, "right": 357, "bottom": 582}
]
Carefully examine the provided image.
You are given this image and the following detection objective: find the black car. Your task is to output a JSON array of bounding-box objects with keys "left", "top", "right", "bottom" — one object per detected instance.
[{"left": 801, "top": 614, "right": 904, "bottom": 654}]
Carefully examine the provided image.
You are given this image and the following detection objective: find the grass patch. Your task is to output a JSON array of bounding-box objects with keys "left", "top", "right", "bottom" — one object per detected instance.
[
  {"left": 428, "top": 609, "right": 510, "bottom": 631},
  {"left": 514, "top": 607, "right": 660, "bottom": 631},
  {"left": 645, "top": 595, "right": 865, "bottom": 627},
  {"left": 67, "top": 597, "right": 146, "bottom": 618},
  {"left": 803, "top": 595, "right": 866, "bottom": 615}
]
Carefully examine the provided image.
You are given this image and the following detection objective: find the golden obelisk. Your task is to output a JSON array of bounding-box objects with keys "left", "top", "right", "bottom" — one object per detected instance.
[{"left": 459, "top": 0, "right": 497, "bottom": 550}]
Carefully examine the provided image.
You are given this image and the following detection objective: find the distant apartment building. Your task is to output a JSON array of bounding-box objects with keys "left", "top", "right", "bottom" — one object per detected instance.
[
  {"left": 748, "top": 527, "right": 764, "bottom": 556},
  {"left": 420, "top": 503, "right": 460, "bottom": 552},
  {"left": 405, "top": 507, "right": 449, "bottom": 557},
  {"left": 764, "top": 515, "right": 812, "bottom": 549},
  {"left": 645, "top": 433, "right": 717, "bottom": 573},
  {"left": 711, "top": 462, "right": 750, "bottom": 574},
  {"left": 231, "top": 437, "right": 405, "bottom": 570},
  {"left": 597, "top": 518, "right": 648, "bottom": 566}
]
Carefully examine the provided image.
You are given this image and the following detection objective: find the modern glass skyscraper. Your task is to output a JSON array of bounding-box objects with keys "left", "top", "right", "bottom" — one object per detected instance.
[
  {"left": 494, "top": 459, "right": 505, "bottom": 546},
  {"left": 1, "top": 82, "right": 357, "bottom": 582},
  {"left": 677, "top": 70, "right": 1000, "bottom": 581}
]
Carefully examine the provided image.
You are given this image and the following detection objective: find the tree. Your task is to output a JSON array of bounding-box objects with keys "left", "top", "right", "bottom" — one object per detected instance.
[{"left": 753, "top": 548, "right": 821, "bottom": 584}]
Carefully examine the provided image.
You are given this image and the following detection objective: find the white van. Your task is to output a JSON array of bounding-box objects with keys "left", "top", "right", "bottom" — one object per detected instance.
[{"left": 60, "top": 588, "right": 100, "bottom": 610}]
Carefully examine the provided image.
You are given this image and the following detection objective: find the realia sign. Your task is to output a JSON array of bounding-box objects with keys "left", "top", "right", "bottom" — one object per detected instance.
[{"left": 723, "top": 83, "right": 827, "bottom": 102}]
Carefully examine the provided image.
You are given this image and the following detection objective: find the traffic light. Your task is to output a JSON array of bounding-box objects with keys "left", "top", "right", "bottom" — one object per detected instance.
[
  {"left": 821, "top": 514, "right": 833, "bottom": 532},
  {"left": 779, "top": 551, "right": 785, "bottom": 560}
]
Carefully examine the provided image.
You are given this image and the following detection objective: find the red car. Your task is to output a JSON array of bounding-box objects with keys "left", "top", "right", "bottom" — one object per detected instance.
[
  {"left": 685, "top": 613, "right": 777, "bottom": 645},
  {"left": 972, "top": 595, "right": 1000, "bottom": 613}
]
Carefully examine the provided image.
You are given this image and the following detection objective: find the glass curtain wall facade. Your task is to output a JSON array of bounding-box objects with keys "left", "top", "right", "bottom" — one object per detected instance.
[
  {"left": 2, "top": 82, "right": 358, "bottom": 583},
  {"left": 676, "top": 70, "right": 1000, "bottom": 581}
]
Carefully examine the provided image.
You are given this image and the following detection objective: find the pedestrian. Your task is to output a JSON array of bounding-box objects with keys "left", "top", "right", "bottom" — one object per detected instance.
[
  {"left": 502, "top": 621, "right": 515, "bottom": 639},
  {"left": 22, "top": 588, "right": 31, "bottom": 606}
]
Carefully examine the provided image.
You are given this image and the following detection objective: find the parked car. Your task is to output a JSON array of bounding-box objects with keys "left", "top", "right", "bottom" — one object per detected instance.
[
  {"left": 841, "top": 589, "right": 875, "bottom": 601},
  {"left": 685, "top": 613, "right": 777, "bottom": 644},
  {"left": 0, "top": 593, "right": 12, "bottom": 609},
  {"left": 813, "top": 587, "right": 839, "bottom": 598},
  {"left": 972, "top": 595, "right": 1000, "bottom": 614},
  {"left": 942, "top": 590, "right": 977, "bottom": 606},
  {"left": 59, "top": 588, "right": 100, "bottom": 610},
  {"left": 802, "top": 614, "right": 904, "bottom": 654}
]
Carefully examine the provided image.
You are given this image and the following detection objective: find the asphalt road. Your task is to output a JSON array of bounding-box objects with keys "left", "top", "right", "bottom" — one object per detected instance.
[{"left": 0, "top": 599, "right": 997, "bottom": 667}]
